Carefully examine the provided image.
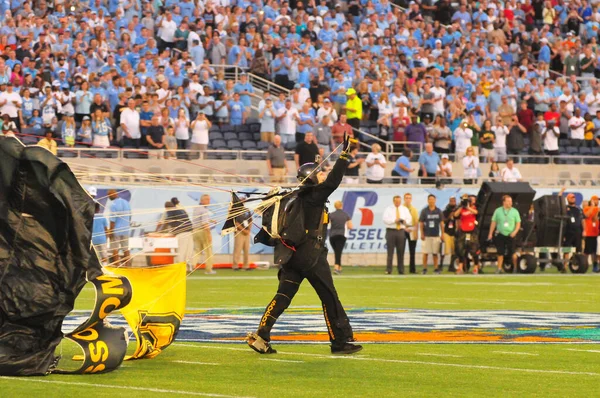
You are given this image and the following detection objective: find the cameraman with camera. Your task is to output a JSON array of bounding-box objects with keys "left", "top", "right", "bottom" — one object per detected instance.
[
  {"left": 487, "top": 195, "right": 521, "bottom": 274},
  {"left": 441, "top": 196, "right": 458, "bottom": 272},
  {"left": 454, "top": 194, "right": 480, "bottom": 274}
]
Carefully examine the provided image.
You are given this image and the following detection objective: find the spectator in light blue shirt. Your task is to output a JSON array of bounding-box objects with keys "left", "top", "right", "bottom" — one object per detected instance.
[
  {"left": 108, "top": 189, "right": 132, "bottom": 262},
  {"left": 538, "top": 39, "right": 551, "bottom": 64},
  {"left": 392, "top": 148, "right": 414, "bottom": 184},
  {"left": 92, "top": 202, "right": 109, "bottom": 263},
  {"left": 418, "top": 143, "right": 441, "bottom": 184},
  {"left": 234, "top": 74, "right": 254, "bottom": 108}
]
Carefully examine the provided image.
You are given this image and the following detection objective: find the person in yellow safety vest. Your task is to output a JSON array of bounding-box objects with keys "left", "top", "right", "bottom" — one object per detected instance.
[{"left": 344, "top": 88, "right": 362, "bottom": 135}]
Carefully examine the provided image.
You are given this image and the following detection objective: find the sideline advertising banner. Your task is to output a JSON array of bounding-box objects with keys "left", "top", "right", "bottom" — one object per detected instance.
[{"left": 91, "top": 186, "right": 594, "bottom": 255}]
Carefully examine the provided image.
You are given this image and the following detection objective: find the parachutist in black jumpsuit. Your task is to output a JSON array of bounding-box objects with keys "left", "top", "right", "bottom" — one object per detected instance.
[{"left": 248, "top": 140, "right": 362, "bottom": 355}]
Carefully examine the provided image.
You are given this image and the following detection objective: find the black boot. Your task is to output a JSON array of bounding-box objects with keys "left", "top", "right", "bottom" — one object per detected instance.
[{"left": 331, "top": 342, "right": 363, "bottom": 355}]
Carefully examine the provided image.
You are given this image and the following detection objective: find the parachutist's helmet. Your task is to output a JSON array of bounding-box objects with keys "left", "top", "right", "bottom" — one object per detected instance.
[{"left": 297, "top": 162, "right": 321, "bottom": 185}]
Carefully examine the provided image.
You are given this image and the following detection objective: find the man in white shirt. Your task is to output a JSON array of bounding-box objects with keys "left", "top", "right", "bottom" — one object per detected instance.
[
  {"left": 431, "top": 79, "right": 446, "bottom": 118},
  {"left": 585, "top": 86, "right": 600, "bottom": 115},
  {"left": 365, "top": 144, "right": 387, "bottom": 183},
  {"left": 454, "top": 120, "right": 473, "bottom": 161},
  {"left": 492, "top": 117, "right": 510, "bottom": 162},
  {"left": 0, "top": 84, "right": 22, "bottom": 129},
  {"left": 557, "top": 87, "right": 575, "bottom": 113},
  {"left": 390, "top": 86, "right": 410, "bottom": 117},
  {"left": 542, "top": 119, "right": 560, "bottom": 156},
  {"left": 159, "top": 12, "right": 177, "bottom": 50},
  {"left": 382, "top": 195, "right": 413, "bottom": 274},
  {"left": 120, "top": 99, "right": 142, "bottom": 148},
  {"left": 568, "top": 108, "right": 586, "bottom": 146},
  {"left": 317, "top": 98, "right": 337, "bottom": 126},
  {"left": 501, "top": 159, "right": 523, "bottom": 182},
  {"left": 275, "top": 98, "right": 299, "bottom": 145}
]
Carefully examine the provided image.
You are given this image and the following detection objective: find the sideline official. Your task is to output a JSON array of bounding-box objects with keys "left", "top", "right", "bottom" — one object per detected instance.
[
  {"left": 488, "top": 195, "right": 521, "bottom": 274},
  {"left": 383, "top": 195, "right": 413, "bottom": 274}
]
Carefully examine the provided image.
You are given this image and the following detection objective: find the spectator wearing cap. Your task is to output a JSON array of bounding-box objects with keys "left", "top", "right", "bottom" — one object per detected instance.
[
  {"left": 436, "top": 154, "right": 453, "bottom": 184},
  {"left": 61, "top": 113, "right": 77, "bottom": 147},
  {"left": 344, "top": 87, "right": 362, "bottom": 132},
  {"left": 317, "top": 98, "right": 337, "bottom": 127},
  {"left": 77, "top": 116, "right": 93, "bottom": 146}
]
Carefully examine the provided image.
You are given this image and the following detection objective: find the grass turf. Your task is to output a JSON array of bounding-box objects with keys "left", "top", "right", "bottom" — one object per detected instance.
[{"left": 2, "top": 267, "right": 599, "bottom": 397}]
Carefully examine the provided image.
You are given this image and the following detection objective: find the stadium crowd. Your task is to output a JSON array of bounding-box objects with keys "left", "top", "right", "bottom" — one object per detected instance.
[{"left": 0, "top": 0, "right": 599, "bottom": 171}]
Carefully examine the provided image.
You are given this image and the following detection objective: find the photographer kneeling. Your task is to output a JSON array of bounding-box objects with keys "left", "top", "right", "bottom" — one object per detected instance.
[{"left": 487, "top": 195, "right": 521, "bottom": 274}]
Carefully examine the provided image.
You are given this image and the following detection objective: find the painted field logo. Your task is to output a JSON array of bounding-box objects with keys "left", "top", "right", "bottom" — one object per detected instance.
[{"left": 63, "top": 308, "right": 600, "bottom": 344}]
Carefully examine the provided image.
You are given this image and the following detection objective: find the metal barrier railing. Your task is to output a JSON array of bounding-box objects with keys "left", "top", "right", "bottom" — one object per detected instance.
[
  {"left": 71, "top": 170, "right": 598, "bottom": 187},
  {"left": 56, "top": 147, "right": 600, "bottom": 165}
]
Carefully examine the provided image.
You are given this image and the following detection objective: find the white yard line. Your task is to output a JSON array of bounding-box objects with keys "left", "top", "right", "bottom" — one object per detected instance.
[
  {"left": 415, "top": 353, "right": 463, "bottom": 358},
  {"left": 172, "top": 360, "right": 220, "bottom": 365},
  {"left": 566, "top": 349, "right": 600, "bottom": 354},
  {"left": 173, "top": 344, "right": 600, "bottom": 377},
  {"left": 492, "top": 351, "right": 539, "bottom": 356},
  {"left": 259, "top": 358, "right": 304, "bottom": 364},
  {"left": 0, "top": 377, "right": 254, "bottom": 398}
]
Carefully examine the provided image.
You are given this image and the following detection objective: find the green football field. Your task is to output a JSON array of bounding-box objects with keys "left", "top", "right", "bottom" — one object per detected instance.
[{"left": 2, "top": 267, "right": 600, "bottom": 397}]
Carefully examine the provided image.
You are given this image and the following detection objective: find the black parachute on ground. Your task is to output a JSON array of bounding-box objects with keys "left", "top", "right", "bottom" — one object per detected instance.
[{"left": 0, "top": 137, "right": 103, "bottom": 375}]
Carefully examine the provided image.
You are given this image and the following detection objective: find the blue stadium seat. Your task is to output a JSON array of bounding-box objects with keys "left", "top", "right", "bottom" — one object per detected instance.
[
  {"left": 239, "top": 132, "right": 252, "bottom": 141},
  {"left": 223, "top": 132, "right": 237, "bottom": 141},
  {"left": 559, "top": 139, "right": 569, "bottom": 147},
  {"left": 593, "top": 147, "right": 600, "bottom": 155},
  {"left": 212, "top": 139, "right": 227, "bottom": 149},
  {"left": 566, "top": 146, "right": 579, "bottom": 155},
  {"left": 220, "top": 125, "right": 234, "bottom": 133},
  {"left": 220, "top": 153, "right": 238, "bottom": 160},
  {"left": 227, "top": 139, "right": 242, "bottom": 149},
  {"left": 205, "top": 152, "right": 220, "bottom": 160},
  {"left": 249, "top": 123, "right": 261, "bottom": 133},
  {"left": 21, "top": 136, "right": 39, "bottom": 145},
  {"left": 209, "top": 132, "right": 223, "bottom": 141},
  {"left": 579, "top": 146, "right": 592, "bottom": 155},
  {"left": 257, "top": 141, "right": 270, "bottom": 150},
  {"left": 242, "top": 140, "right": 257, "bottom": 149},
  {"left": 252, "top": 132, "right": 261, "bottom": 141},
  {"left": 235, "top": 124, "right": 249, "bottom": 133},
  {"left": 246, "top": 117, "right": 259, "bottom": 124},
  {"left": 284, "top": 141, "right": 296, "bottom": 150},
  {"left": 209, "top": 125, "right": 221, "bottom": 133}
]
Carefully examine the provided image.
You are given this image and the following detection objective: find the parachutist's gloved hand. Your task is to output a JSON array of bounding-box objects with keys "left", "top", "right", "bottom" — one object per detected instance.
[{"left": 340, "top": 133, "right": 355, "bottom": 160}]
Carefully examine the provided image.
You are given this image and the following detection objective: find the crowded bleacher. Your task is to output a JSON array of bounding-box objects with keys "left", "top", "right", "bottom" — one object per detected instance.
[{"left": 1, "top": 0, "right": 600, "bottom": 174}]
